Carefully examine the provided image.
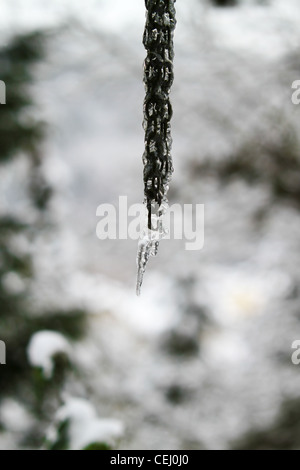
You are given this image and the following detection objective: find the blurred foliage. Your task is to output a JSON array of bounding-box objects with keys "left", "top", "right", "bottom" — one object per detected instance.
[
  {"left": 0, "top": 32, "right": 87, "bottom": 448},
  {"left": 0, "top": 32, "right": 44, "bottom": 163},
  {"left": 0, "top": 308, "right": 85, "bottom": 395},
  {"left": 45, "top": 419, "right": 113, "bottom": 450},
  {"left": 189, "top": 125, "right": 300, "bottom": 207},
  {"left": 0, "top": 32, "right": 52, "bottom": 210},
  {"left": 162, "top": 329, "right": 199, "bottom": 357},
  {"left": 232, "top": 398, "right": 300, "bottom": 450},
  {"left": 83, "top": 442, "right": 112, "bottom": 450},
  {"left": 45, "top": 418, "right": 70, "bottom": 450},
  {"left": 210, "top": 0, "right": 238, "bottom": 6}
]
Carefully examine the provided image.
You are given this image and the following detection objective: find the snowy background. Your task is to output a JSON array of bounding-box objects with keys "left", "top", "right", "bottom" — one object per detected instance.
[{"left": 1, "top": 0, "right": 300, "bottom": 450}]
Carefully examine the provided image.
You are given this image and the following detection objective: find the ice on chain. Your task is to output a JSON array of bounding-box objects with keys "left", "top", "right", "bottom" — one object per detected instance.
[
  {"left": 136, "top": 198, "right": 169, "bottom": 296},
  {"left": 136, "top": 0, "right": 176, "bottom": 295}
]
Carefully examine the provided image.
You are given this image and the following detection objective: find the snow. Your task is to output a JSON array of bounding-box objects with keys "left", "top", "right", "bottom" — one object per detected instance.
[
  {"left": 27, "top": 330, "right": 72, "bottom": 378},
  {"left": 206, "top": 0, "right": 300, "bottom": 60},
  {"left": 68, "top": 271, "right": 180, "bottom": 336},
  {"left": 0, "top": 399, "right": 33, "bottom": 433},
  {"left": 1, "top": 271, "right": 26, "bottom": 295},
  {"left": 196, "top": 265, "right": 292, "bottom": 326},
  {"left": 0, "top": 0, "right": 145, "bottom": 37},
  {"left": 51, "top": 397, "right": 124, "bottom": 450}
]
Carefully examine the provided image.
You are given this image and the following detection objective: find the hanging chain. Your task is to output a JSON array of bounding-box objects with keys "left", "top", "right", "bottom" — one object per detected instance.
[
  {"left": 136, "top": 0, "right": 176, "bottom": 295},
  {"left": 142, "top": 0, "right": 176, "bottom": 229}
]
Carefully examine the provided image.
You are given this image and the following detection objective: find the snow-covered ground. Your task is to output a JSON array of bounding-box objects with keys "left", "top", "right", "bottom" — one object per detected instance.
[{"left": 1, "top": 0, "right": 300, "bottom": 450}]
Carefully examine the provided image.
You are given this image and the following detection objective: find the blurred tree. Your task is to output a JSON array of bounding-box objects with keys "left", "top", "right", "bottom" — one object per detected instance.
[
  {"left": 209, "top": 0, "right": 238, "bottom": 7},
  {"left": 232, "top": 398, "right": 300, "bottom": 450},
  {"left": 0, "top": 32, "right": 52, "bottom": 209},
  {"left": 188, "top": 122, "right": 300, "bottom": 207},
  {"left": 0, "top": 32, "right": 86, "bottom": 447}
]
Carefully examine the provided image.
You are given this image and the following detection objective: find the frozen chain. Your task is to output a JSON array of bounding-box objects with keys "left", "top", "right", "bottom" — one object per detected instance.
[
  {"left": 136, "top": 0, "right": 176, "bottom": 295},
  {"left": 142, "top": 0, "right": 176, "bottom": 228}
]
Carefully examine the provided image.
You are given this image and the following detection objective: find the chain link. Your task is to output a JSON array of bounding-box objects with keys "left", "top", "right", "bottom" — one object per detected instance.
[{"left": 142, "top": 0, "right": 176, "bottom": 228}]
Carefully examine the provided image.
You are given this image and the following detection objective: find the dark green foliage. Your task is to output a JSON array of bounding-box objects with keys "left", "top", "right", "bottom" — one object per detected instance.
[
  {"left": 45, "top": 418, "right": 70, "bottom": 451},
  {"left": 210, "top": 0, "right": 238, "bottom": 6},
  {"left": 83, "top": 442, "right": 112, "bottom": 450},
  {"left": 0, "top": 32, "right": 45, "bottom": 163},
  {"left": 0, "top": 31, "right": 51, "bottom": 211},
  {"left": 165, "top": 383, "right": 192, "bottom": 405},
  {"left": 162, "top": 329, "right": 199, "bottom": 357}
]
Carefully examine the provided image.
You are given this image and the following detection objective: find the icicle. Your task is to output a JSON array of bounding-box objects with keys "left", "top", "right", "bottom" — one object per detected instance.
[
  {"left": 136, "top": 197, "right": 169, "bottom": 296},
  {"left": 136, "top": 0, "right": 176, "bottom": 295}
]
